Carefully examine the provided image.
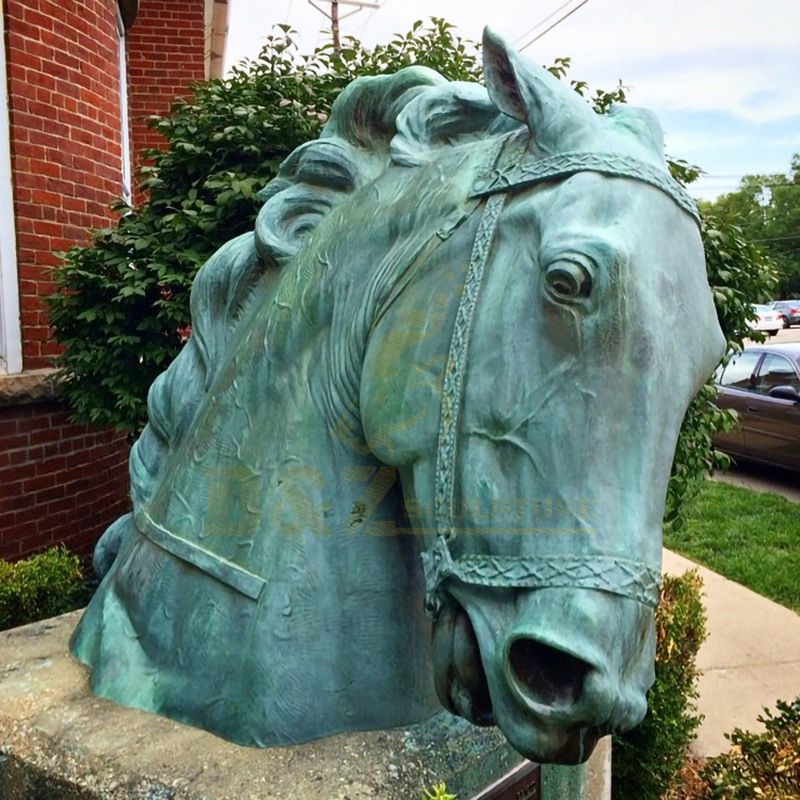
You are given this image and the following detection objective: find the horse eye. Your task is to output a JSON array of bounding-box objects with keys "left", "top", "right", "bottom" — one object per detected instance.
[{"left": 545, "top": 261, "right": 592, "bottom": 301}]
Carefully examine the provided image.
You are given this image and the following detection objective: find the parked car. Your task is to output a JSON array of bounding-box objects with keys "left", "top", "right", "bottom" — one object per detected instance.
[
  {"left": 747, "top": 304, "right": 782, "bottom": 336},
  {"left": 713, "top": 343, "right": 800, "bottom": 471},
  {"left": 771, "top": 299, "right": 800, "bottom": 328}
]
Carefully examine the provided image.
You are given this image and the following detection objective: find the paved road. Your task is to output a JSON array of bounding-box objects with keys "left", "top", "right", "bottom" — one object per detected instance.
[
  {"left": 712, "top": 460, "right": 800, "bottom": 503},
  {"left": 716, "top": 324, "right": 800, "bottom": 501},
  {"left": 745, "top": 324, "right": 800, "bottom": 345}
]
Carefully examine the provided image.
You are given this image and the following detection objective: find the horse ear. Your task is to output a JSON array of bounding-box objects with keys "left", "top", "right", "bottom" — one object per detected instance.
[
  {"left": 607, "top": 106, "right": 667, "bottom": 162},
  {"left": 481, "top": 27, "right": 530, "bottom": 124},
  {"left": 482, "top": 27, "right": 597, "bottom": 151}
]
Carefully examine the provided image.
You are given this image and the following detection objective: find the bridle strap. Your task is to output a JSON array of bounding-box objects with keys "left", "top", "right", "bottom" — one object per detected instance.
[
  {"left": 432, "top": 192, "right": 508, "bottom": 545},
  {"left": 421, "top": 143, "right": 680, "bottom": 618},
  {"left": 422, "top": 546, "right": 661, "bottom": 611},
  {"left": 471, "top": 148, "right": 700, "bottom": 225}
]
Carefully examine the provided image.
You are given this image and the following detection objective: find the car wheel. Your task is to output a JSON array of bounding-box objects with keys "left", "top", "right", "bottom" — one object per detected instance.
[
  {"left": 782, "top": 316, "right": 790, "bottom": 329},
  {"left": 768, "top": 329, "right": 779, "bottom": 337}
]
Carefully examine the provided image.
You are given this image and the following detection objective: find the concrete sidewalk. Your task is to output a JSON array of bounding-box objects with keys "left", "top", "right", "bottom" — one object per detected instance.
[{"left": 662, "top": 549, "right": 800, "bottom": 757}]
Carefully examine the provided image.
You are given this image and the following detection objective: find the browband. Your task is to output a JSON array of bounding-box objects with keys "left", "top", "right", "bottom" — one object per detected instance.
[{"left": 470, "top": 135, "right": 700, "bottom": 225}]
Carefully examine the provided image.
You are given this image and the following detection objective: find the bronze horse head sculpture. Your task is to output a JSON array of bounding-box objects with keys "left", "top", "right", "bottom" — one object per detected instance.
[{"left": 72, "top": 30, "right": 724, "bottom": 764}]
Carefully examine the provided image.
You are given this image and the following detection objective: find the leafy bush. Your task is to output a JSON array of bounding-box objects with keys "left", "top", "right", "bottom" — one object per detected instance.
[
  {"left": 44, "top": 20, "right": 627, "bottom": 436},
  {"left": 701, "top": 698, "right": 800, "bottom": 799},
  {"left": 613, "top": 571, "right": 707, "bottom": 800},
  {"left": 47, "top": 20, "right": 486, "bottom": 434},
  {"left": 0, "top": 546, "right": 84, "bottom": 631}
]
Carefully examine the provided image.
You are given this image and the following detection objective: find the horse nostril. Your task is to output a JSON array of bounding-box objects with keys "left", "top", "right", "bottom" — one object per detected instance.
[{"left": 508, "top": 638, "right": 591, "bottom": 707}]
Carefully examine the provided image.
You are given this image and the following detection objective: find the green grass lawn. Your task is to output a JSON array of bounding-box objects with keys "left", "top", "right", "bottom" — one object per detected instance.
[{"left": 665, "top": 480, "right": 800, "bottom": 613}]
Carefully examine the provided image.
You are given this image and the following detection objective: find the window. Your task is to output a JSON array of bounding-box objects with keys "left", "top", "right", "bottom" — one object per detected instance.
[
  {"left": 754, "top": 354, "right": 800, "bottom": 394},
  {"left": 719, "top": 351, "right": 761, "bottom": 390},
  {"left": 117, "top": 9, "right": 132, "bottom": 205},
  {"left": 0, "top": 5, "right": 20, "bottom": 374}
]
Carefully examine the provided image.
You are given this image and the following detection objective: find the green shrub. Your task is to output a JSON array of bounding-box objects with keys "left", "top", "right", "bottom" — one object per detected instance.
[
  {"left": 612, "top": 571, "right": 707, "bottom": 800},
  {"left": 47, "top": 19, "right": 486, "bottom": 434},
  {"left": 0, "top": 546, "right": 84, "bottom": 631},
  {"left": 701, "top": 697, "right": 800, "bottom": 799}
]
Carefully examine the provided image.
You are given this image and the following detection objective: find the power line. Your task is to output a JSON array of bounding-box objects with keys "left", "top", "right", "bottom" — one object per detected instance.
[
  {"left": 753, "top": 235, "right": 800, "bottom": 243},
  {"left": 717, "top": 183, "right": 800, "bottom": 190},
  {"left": 519, "top": 0, "right": 591, "bottom": 52},
  {"left": 697, "top": 174, "right": 797, "bottom": 181},
  {"left": 513, "top": 0, "right": 578, "bottom": 47},
  {"left": 355, "top": 0, "right": 386, "bottom": 38}
]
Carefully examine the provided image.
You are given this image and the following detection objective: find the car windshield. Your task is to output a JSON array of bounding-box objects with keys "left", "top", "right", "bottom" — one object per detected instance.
[{"left": 752, "top": 304, "right": 772, "bottom": 312}]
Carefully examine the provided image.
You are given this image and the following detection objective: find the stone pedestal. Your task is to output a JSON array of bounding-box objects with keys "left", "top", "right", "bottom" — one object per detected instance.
[{"left": 0, "top": 612, "right": 610, "bottom": 799}]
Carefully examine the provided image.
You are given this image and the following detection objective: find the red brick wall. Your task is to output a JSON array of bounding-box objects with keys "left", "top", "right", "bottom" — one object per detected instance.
[
  {"left": 4, "top": 0, "right": 127, "bottom": 369},
  {"left": 0, "top": 1, "right": 208, "bottom": 564},
  {"left": 0, "top": 402, "right": 130, "bottom": 561},
  {"left": 0, "top": 0, "right": 131, "bottom": 564},
  {"left": 127, "top": 0, "right": 205, "bottom": 175}
]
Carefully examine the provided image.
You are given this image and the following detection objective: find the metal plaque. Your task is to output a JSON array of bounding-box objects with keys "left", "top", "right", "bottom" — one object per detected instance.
[{"left": 471, "top": 761, "right": 541, "bottom": 800}]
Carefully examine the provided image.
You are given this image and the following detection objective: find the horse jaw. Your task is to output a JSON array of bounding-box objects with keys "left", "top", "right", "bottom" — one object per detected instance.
[{"left": 431, "top": 596, "right": 495, "bottom": 726}]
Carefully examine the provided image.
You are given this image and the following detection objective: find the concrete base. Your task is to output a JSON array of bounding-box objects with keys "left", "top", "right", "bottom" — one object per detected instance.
[{"left": 0, "top": 611, "right": 610, "bottom": 800}]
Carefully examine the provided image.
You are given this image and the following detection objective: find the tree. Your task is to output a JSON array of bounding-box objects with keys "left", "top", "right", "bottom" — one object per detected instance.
[{"left": 701, "top": 154, "right": 800, "bottom": 297}]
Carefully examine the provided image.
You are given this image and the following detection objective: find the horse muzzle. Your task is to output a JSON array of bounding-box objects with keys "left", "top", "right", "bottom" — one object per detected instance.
[{"left": 431, "top": 585, "right": 655, "bottom": 764}]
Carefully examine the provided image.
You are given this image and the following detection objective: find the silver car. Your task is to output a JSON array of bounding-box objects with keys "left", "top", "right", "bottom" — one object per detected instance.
[
  {"left": 772, "top": 299, "right": 800, "bottom": 328},
  {"left": 748, "top": 304, "right": 782, "bottom": 336}
]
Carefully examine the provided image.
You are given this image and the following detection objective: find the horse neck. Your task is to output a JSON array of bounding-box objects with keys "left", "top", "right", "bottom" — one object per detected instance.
[{"left": 177, "top": 142, "right": 488, "bottom": 571}]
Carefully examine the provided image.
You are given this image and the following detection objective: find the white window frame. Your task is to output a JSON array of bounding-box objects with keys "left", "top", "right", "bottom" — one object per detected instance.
[
  {"left": 0, "top": 0, "right": 21, "bottom": 375},
  {"left": 117, "top": 7, "right": 132, "bottom": 205}
]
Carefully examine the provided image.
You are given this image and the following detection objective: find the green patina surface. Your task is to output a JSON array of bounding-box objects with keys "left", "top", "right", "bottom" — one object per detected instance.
[{"left": 70, "top": 28, "right": 724, "bottom": 780}]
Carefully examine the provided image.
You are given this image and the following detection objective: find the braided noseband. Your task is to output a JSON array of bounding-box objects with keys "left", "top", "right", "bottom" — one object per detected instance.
[{"left": 421, "top": 134, "right": 697, "bottom": 618}]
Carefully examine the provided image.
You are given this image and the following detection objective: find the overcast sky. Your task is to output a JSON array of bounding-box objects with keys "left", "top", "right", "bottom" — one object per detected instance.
[{"left": 224, "top": 0, "right": 800, "bottom": 200}]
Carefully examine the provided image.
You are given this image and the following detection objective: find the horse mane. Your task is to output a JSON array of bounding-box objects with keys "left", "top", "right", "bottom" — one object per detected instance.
[
  {"left": 117, "top": 66, "right": 517, "bottom": 543},
  {"left": 253, "top": 68, "right": 520, "bottom": 268}
]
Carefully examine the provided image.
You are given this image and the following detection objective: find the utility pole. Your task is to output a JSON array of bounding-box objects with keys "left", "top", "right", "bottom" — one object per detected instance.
[
  {"left": 307, "top": 0, "right": 380, "bottom": 56},
  {"left": 331, "top": 0, "right": 340, "bottom": 56}
]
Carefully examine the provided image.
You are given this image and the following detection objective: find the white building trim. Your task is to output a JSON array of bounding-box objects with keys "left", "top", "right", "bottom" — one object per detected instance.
[
  {"left": 117, "top": 6, "right": 132, "bottom": 205},
  {"left": 0, "top": 0, "right": 21, "bottom": 375}
]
